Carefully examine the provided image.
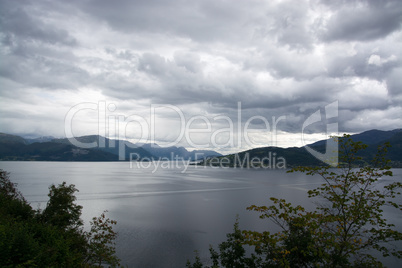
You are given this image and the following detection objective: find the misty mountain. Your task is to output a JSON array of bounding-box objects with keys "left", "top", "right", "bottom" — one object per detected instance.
[
  {"left": 140, "top": 143, "right": 222, "bottom": 160},
  {"left": 1, "top": 130, "right": 399, "bottom": 164},
  {"left": 187, "top": 149, "right": 223, "bottom": 160},
  {"left": 52, "top": 136, "right": 154, "bottom": 160},
  {"left": 0, "top": 133, "right": 222, "bottom": 161},
  {"left": 0, "top": 133, "right": 119, "bottom": 161},
  {"left": 54, "top": 136, "right": 221, "bottom": 160},
  {"left": 25, "top": 136, "right": 55, "bottom": 144},
  {"left": 0, "top": 133, "right": 27, "bottom": 145},
  {"left": 199, "top": 129, "right": 402, "bottom": 168}
]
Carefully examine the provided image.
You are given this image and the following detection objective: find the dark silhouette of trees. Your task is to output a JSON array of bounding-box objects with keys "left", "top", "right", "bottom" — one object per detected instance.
[{"left": 0, "top": 171, "right": 120, "bottom": 267}]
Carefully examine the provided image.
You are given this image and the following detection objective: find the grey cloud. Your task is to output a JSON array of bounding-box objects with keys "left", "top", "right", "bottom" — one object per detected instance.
[
  {"left": 0, "top": 52, "right": 90, "bottom": 90},
  {"left": 341, "top": 106, "right": 402, "bottom": 133},
  {"left": 0, "top": 0, "right": 87, "bottom": 90},
  {"left": 69, "top": 0, "right": 266, "bottom": 44},
  {"left": 138, "top": 53, "right": 169, "bottom": 77},
  {"left": 105, "top": 48, "right": 137, "bottom": 61},
  {"left": 102, "top": 51, "right": 343, "bottom": 115},
  {"left": 0, "top": 0, "right": 401, "bottom": 142},
  {"left": 0, "top": 1, "right": 77, "bottom": 46},
  {"left": 174, "top": 51, "right": 202, "bottom": 73},
  {"left": 103, "top": 53, "right": 238, "bottom": 105},
  {"left": 386, "top": 67, "right": 402, "bottom": 97},
  {"left": 264, "top": 1, "right": 314, "bottom": 50},
  {"left": 321, "top": 0, "right": 402, "bottom": 42},
  {"left": 326, "top": 47, "right": 401, "bottom": 83}
]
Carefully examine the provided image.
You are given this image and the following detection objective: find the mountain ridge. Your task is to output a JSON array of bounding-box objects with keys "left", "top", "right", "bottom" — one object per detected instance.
[
  {"left": 0, "top": 130, "right": 400, "bottom": 165},
  {"left": 0, "top": 133, "right": 222, "bottom": 161},
  {"left": 198, "top": 129, "right": 402, "bottom": 168}
]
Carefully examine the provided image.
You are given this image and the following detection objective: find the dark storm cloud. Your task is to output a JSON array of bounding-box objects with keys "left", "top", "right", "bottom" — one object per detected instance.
[
  {"left": 0, "top": 53, "right": 90, "bottom": 89},
  {"left": 69, "top": 0, "right": 259, "bottom": 43},
  {"left": 0, "top": 0, "right": 88, "bottom": 90},
  {"left": 321, "top": 0, "right": 402, "bottom": 41},
  {"left": 0, "top": 0, "right": 77, "bottom": 46},
  {"left": 257, "top": 0, "right": 314, "bottom": 50}
]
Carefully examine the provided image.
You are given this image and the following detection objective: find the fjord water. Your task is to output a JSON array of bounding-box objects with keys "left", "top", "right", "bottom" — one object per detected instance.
[{"left": 1, "top": 162, "right": 401, "bottom": 267}]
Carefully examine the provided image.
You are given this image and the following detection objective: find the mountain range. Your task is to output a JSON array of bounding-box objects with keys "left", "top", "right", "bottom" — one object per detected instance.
[
  {"left": 0, "top": 129, "right": 401, "bottom": 167},
  {"left": 0, "top": 133, "right": 221, "bottom": 161},
  {"left": 199, "top": 129, "right": 402, "bottom": 168}
]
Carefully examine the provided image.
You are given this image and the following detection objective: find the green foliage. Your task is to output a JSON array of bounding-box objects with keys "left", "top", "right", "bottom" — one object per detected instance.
[
  {"left": 0, "top": 169, "right": 120, "bottom": 267},
  {"left": 244, "top": 135, "right": 402, "bottom": 267},
  {"left": 186, "top": 251, "right": 204, "bottom": 268},
  {"left": 87, "top": 211, "right": 120, "bottom": 267},
  {"left": 41, "top": 182, "right": 83, "bottom": 230},
  {"left": 211, "top": 218, "right": 260, "bottom": 268},
  {"left": 188, "top": 135, "right": 402, "bottom": 267},
  {"left": 187, "top": 218, "right": 261, "bottom": 268},
  {"left": 0, "top": 170, "right": 33, "bottom": 221},
  {"left": 0, "top": 170, "right": 24, "bottom": 200}
]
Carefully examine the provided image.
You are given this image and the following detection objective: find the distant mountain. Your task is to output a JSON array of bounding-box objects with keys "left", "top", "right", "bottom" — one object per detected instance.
[
  {"left": 140, "top": 143, "right": 222, "bottom": 160},
  {"left": 309, "top": 129, "right": 402, "bottom": 147},
  {"left": 187, "top": 149, "right": 222, "bottom": 160},
  {"left": 53, "top": 135, "right": 154, "bottom": 160},
  {"left": 2, "top": 130, "right": 397, "bottom": 164},
  {"left": 383, "top": 130, "right": 402, "bottom": 162},
  {"left": 199, "top": 129, "right": 402, "bottom": 168},
  {"left": 0, "top": 133, "right": 221, "bottom": 161},
  {"left": 0, "top": 133, "right": 118, "bottom": 161},
  {"left": 53, "top": 136, "right": 221, "bottom": 160},
  {"left": 25, "top": 136, "right": 55, "bottom": 144},
  {"left": 0, "top": 133, "right": 27, "bottom": 145},
  {"left": 140, "top": 143, "right": 182, "bottom": 159},
  {"left": 359, "top": 130, "right": 402, "bottom": 166}
]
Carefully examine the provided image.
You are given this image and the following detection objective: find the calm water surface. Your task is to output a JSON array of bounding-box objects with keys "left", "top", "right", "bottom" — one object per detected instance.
[{"left": 1, "top": 162, "right": 401, "bottom": 267}]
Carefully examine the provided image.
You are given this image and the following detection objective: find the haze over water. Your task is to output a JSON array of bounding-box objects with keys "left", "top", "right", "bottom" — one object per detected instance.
[{"left": 1, "top": 161, "right": 401, "bottom": 267}]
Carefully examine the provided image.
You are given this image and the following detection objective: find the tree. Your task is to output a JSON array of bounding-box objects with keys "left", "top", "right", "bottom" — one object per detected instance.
[
  {"left": 186, "top": 218, "right": 260, "bottom": 268},
  {"left": 0, "top": 170, "right": 38, "bottom": 266},
  {"left": 187, "top": 135, "right": 402, "bottom": 267},
  {"left": 244, "top": 135, "right": 402, "bottom": 267},
  {"left": 0, "top": 169, "right": 33, "bottom": 220},
  {"left": 41, "top": 181, "right": 83, "bottom": 230},
  {"left": 87, "top": 211, "right": 120, "bottom": 267},
  {"left": 0, "top": 171, "right": 121, "bottom": 267},
  {"left": 0, "top": 170, "right": 24, "bottom": 200}
]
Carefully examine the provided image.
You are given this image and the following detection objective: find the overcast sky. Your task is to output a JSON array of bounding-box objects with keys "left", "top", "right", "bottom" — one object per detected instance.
[{"left": 1, "top": 0, "right": 401, "bottom": 153}]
